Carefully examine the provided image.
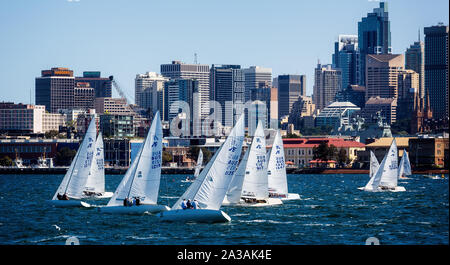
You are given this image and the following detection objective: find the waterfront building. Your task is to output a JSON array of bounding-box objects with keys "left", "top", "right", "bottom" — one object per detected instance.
[
  {"left": 0, "top": 102, "right": 45, "bottom": 134},
  {"left": 277, "top": 75, "right": 306, "bottom": 119},
  {"left": 365, "top": 54, "right": 404, "bottom": 101},
  {"left": 75, "top": 71, "right": 112, "bottom": 98},
  {"left": 100, "top": 114, "right": 134, "bottom": 138},
  {"left": 35, "top": 67, "right": 75, "bottom": 113},
  {"left": 103, "top": 138, "right": 131, "bottom": 167},
  {"left": 424, "top": 24, "right": 449, "bottom": 120},
  {"left": 409, "top": 136, "right": 449, "bottom": 168},
  {"left": 42, "top": 112, "right": 66, "bottom": 133},
  {"left": 313, "top": 64, "right": 342, "bottom": 111},
  {"left": 332, "top": 35, "right": 359, "bottom": 89},
  {"left": 282, "top": 137, "right": 365, "bottom": 168},
  {"left": 358, "top": 2, "right": 392, "bottom": 86}
]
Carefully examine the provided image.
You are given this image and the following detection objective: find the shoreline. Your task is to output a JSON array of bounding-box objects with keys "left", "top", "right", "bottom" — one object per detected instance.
[{"left": 0, "top": 167, "right": 448, "bottom": 175}]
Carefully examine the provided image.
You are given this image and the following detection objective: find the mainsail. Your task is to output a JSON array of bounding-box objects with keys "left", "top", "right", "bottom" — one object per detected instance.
[
  {"left": 84, "top": 132, "right": 105, "bottom": 193},
  {"left": 52, "top": 117, "right": 97, "bottom": 200},
  {"left": 172, "top": 114, "right": 245, "bottom": 210},
  {"left": 224, "top": 148, "right": 250, "bottom": 204},
  {"left": 241, "top": 121, "right": 268, "bottom": 199},
  {"left": 379, "top": 139, "right": 399, "bottom": 188},
  {"left": 194, "top": 149, "right": 204, "bottom": 178},
  {"left": 398, "top": 149, "right": 412, "bottom": 177},
  {"left": 267, "top": 130, "right": 288, "bottom": 196},
  {"left": 369, "top": 150, "right": 380, "bottom": 179},
  {"left": 107, "top": 112, "right": 163, "bottom": 206}
]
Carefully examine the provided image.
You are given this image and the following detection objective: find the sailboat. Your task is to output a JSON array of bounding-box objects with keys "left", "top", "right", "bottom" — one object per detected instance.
[
  {"left": 82, "top": 132, "right": 113, "bottom": 199},
  {"left": 182, "top": 149, "right": 203, "bottom": 183},
  {"left": 99, "top": 112, "right": 170, "bottom": 214},
  {"left": 398, "top": 149, "right": 412, "bottom": 180},
  {"left": 158, "top": 114, "right": 245, "bottom": 223},
  {"left": 267, "top": 130, "right": 300, "bottom": 201},
  {"left": 48, "top": 116, "right": 97, "bottom": 207},
  {"left": 358, "top": 150, "right": 379, "bottom": 190},
  {"left": 359, "top": 139, "right": 406, "bottom": 192},
  {"left": 222, "top": 121, "right": 282, "bottom": 207}
]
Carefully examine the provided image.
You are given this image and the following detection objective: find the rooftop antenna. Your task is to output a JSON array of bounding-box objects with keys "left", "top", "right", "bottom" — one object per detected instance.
[
  {"left": 418, "top": 28, "right": 421, "bottom": 42},
  {"left": 194, "top": 53, "right": 198, "bottom": 64}
]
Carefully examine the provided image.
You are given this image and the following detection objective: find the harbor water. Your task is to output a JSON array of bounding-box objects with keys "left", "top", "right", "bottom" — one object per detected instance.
[{"left": 0, "top": 173, "right": 448, "bottom": 245}]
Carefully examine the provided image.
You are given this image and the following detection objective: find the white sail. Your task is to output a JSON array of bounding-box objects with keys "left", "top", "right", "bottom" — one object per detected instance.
[
  {"left": 172, "top": 114, "right": 245, "bottom": 210},
  {"left": 369, "top": 150, "right": 380, "bottom": 179},
  {"left": 364, "top": 151, "right": 386, "bottom": 191},
  {"left": 52, "top": 117, "right": 97, "bottom": 200},
  {"left": 107, "top": 112, "right": 163, "bottom": 206},
  {"left": 224, "top": 148, "right": 250, "bottom": 204},
  {"left": 267, "top": 130, "right": 288, "bottom": 196},
  {"left": 84, "top": 132, "right": 105, "bottom": 193},
  {"left": 398, "top": 149, "right": 412, "bottom": 177},
  {"left": 379, "top": 139, "right": 399, "bottom": 188},
  {"left": 194, "top": 149, "right": 204, "bottom": 178},
  {"left": 241, "top": 121, "right": 268, "bottom": 199}
]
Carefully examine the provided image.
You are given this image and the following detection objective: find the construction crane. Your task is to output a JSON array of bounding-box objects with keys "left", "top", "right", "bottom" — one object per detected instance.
[{"left": 109, "top": 75, "right": 133, "bottom": 105}]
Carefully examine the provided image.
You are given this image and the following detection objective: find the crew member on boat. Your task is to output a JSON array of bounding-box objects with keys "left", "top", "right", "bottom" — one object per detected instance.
[
  {"left": 181, "top": 199, "right": 187, "bottom": 209},
  {"left": 186, "top": 199, "right": 192, "bottom": 209},
  {"left": 192, "top": 199, "right": 198, "bottom": 209}
]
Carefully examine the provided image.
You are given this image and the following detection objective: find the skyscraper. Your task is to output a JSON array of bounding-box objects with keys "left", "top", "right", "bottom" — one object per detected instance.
[
  {"left": 424, "top": 24, "right": 449, "bottom": 120},
  {"left": 277, "top": 75, "right": 306, "bottom": 119},
  {"left": 35, "top": 67, "right": 75, "bottom": 113},
  {"left": 313, "top": 64, "right": 342, "bottom": 111},
  {"left": 243, "top": 66, "right": 272, "bottom": 128},
  {"left": 134, "top": 72, "right": 168, "bottom": 112},
  {"left": 405, "top": 39, "right": 425, "bottom": 98},
  {"left": 358, "top": 2, "right": 392, "bottom": 86},
  {"left": 209, "top": 64, "right": 244, "bottom": 127},
  {"left": 365, "top": 54, "right": 404, "bottom": 101},
  {"left": 161, "top": 61, "right": 210, "bottom": 135},
  {"left": 332, "top": 35, "right": 359, "bottom": 89}
]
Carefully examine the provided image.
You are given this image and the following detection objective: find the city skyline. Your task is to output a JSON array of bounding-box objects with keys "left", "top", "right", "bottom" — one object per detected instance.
[{"left": 0, "top": 0, "right": 448, "bottom": 104}]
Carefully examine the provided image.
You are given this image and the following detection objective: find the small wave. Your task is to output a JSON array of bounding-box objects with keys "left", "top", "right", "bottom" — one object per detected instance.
[{"left": 303, "top": 223, "right": 334, "bottom": 227}]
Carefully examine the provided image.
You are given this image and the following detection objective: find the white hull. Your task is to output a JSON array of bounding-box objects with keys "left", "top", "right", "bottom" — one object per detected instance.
[
  {"left": 98, "top": 204, "right": 170, "bottom": 214},
  {"left": 181, "top": 179, "right": 195, "bottom": 183},
  {"left": 47, "top": 200, "right": 90, "bottom": 208},
  {"left": 159, "top": 209, "right": 231, "bottom": 223},
  {"left": 358, "top": 186, "right": 406, "bottom": 192},
  {"left": 82, "top": 192, "right": 114, "bottom": 199},
  {"left": 224, "top": 197, "right": 283, "bottom": 207}
]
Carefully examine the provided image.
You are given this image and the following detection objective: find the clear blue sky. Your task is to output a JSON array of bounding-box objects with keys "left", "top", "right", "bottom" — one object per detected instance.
[{"left": 0, "top": 0, "right": 448, "bottom": 104}]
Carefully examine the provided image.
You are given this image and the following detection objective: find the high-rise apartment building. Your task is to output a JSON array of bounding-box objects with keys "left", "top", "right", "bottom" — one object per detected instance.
[
  {"left": 365, "top": 54, "right": 404, "bottom": 101},
  {"left": 74, "top": 82, "right": 95, "bottom": 110},
  {"left": 333, "top": 35, "right": 359, "bottom": 89},
  {"left": 164, "top": 79, "right": 198, "bottom": 124},
  {"left": 160, "top": 61, "right": 210, "bottom": 128},
  {"left": 313, "top": 64, "right": 342, "bottom": 111},
  {"left": 277, "top": 75, "right": 306, "bottom": 119},
  {"left": 209, "top": 65, "right": 244, "bottom": 127},
  {"left": 35, "top": 67, "right": 75, "bottom": 113},
  {"left": 358, "top": 2, "right": 392, "bottom": 86},
  {"left": 424, "top": 24, "right": 449, "bottom": 120},
  {"left": 405, "top": 39, "right": 425, "bottom": 98},
  {"left": 134, "top": 72, "right": 168, "bottom": 113},
  {"left": 397, "top": 70, "right": 420, "bottom": 120},
  {"left": 75, "top": 71, "right": 112, "bottom": 98}
]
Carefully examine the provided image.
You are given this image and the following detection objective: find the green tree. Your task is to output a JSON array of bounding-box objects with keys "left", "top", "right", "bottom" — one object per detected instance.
[
  {"left": 0, "top": 156, "right": 13, "bottom": 167},
  {"left": 45, "top": 130, "right": 59, "bottom": 139},
  {"left": 187, "top": 147, "right": 212, "bottom": 164},
  {"left": 55, "top": 147, "right": 76, "bottom": 166},
  {"left": 313, "top": 143, "right": 338, "bottom": 166},
  {"left": 162, "top": 151, "right": 173, "bottom": 164},
  {"left": 337, "top": 149, "right": 349, "bottom": 167}
]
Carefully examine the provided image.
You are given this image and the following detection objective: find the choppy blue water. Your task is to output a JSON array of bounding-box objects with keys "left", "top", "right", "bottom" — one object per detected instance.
[{"left": 0, "top": 173, "right": 448, "bottom": 245}]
